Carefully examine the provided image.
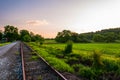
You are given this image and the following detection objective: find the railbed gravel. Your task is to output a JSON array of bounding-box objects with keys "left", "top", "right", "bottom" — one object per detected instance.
[
  {"left": 0, "top": 42, "right": 22, "bottom": 80},
  {"left": 23, "top": 43, "right": 62, "bottom": 80}
]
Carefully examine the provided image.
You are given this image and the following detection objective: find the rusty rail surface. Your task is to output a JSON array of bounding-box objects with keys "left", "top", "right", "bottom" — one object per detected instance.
[
  {"left": 20, "top": 42, "right": 67, "bottom": 80},
  {"left": 20, "top": 43, "right": 26, "bottom": 80}
]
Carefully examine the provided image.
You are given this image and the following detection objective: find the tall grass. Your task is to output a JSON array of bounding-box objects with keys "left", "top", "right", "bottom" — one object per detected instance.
[
  {"left": 93, "top": 50, "right": 104, "bottom": 68},
  {"left": 28, "top": 42, "right": 120, "bottom": 80},
  {"left": 29, "top": 43, "right": 74, "bottom": 73}
]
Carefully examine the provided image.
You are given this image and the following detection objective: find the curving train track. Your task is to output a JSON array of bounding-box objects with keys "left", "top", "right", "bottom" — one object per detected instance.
[{"left": 20, "top": 42, "right": 67, "bottom": 80}]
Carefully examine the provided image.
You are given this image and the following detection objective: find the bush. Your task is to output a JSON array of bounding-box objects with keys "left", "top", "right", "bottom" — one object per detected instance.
[
  {"left": 78, "top": 64, "right": 95, "bottom": 79},
  {"left": 93, "top": 50, "right": 103, "bottom": 68},
  {"left": 103, "top": 59, "right": 119, "bottom": 71},
  {"left": 66, "top": 57, "right": 79, "bottom": 65},
  {"left": 64, "top": 40, "right": 73, "bottom": 54},
  {"left": 72, "top": 64, "right": 84, "bottom": 72},
  {"left": 117, "top": 65, "right": 120, "bottom": 75}
]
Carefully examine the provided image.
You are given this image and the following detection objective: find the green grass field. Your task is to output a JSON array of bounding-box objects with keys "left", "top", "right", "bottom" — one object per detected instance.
[
  {"left": 28, "top": 42, "right": 120, "bottom": 80},
  {"left": 44, "top": 43, "right": 120, "bottom": 59},
  {"left": 0, "top": 42, "right": 10, "bottom": 46}
]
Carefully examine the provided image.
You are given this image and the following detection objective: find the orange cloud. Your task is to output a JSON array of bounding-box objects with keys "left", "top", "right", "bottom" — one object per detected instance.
[{"left": 26, "top": 20, "right": 48, "bottom": 26}]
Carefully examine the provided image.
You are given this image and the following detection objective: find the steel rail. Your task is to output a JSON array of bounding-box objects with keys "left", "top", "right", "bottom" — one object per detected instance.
[
  {"left": 20, "top": 43, "right": 26, "bottom": 80},
  {"left": 36, "top": 52, "right": 68, "bottom": 80},
  {"left": 24, "top": 43, "right": 68, "bottom": 80},
  {"left": 21, "top": 42, "right": 67, "bottom": 80}
]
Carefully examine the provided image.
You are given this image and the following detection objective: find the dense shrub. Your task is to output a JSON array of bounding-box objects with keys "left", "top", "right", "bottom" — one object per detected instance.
[
  {"left": 64, "top": 40, "right": 73, "bottom": 54},
  {"left": 103, "top": 59, "right": 119, "bottom": 71},
  {"left": 72, "top": 64, "right": 83, "bottom": 72},
  {"left": 93, "top": 50, "right": 103, "bottom": 68},
  {"left": 78, "top": 64, "right": 95, "bottom": 80}
]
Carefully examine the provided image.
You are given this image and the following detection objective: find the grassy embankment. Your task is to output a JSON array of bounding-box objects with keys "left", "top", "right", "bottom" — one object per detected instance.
[
  {"left": 0, "top": 42, "right": 10, "bottom": 46},
  {"left": 28, "top": 40, "right": 120, "bottom": 80}
]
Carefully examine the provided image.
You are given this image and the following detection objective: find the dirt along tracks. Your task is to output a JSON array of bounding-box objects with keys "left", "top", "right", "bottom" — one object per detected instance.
[{"left": 0, "top": 41, "right": 22, "bottom": 80}]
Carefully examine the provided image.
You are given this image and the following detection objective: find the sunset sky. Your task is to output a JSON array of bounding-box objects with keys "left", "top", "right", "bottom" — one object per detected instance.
[{"left": 0, "top": 0, "right": 120, "bottom": 38}]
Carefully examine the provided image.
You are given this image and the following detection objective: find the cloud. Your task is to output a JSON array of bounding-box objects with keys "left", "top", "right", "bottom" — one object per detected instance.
[{"left": 26, "top": 20, "right": 48, "bottom": 26}]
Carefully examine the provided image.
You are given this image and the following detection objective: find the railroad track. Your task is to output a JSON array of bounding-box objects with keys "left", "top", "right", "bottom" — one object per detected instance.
[{"left": 20, "top": 42, "right": 67, "bottom": 80}]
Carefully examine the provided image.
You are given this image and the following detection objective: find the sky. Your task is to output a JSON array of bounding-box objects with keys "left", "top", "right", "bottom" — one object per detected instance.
[{"left": 0, "top": 0, "right": 120, "bottom": 38}]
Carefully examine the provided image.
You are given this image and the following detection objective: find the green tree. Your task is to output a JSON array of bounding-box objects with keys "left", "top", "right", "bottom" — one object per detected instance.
[
  {"left": 34, "top": 34, "right": 44, "bottom": 45},
  {"left": 55, "top": 30, "right": 80, "bottom": 43},
  {"left": 78, "top": 34, "right": 90, "bottom": 43},
  {"left": 93, "top": 34, "right": 105, "bottom": 42},
  {"left": 20, "top": 30, "right": 30, "bottom": 41},
  {"left": 34, "top": 34, "right": 44, "bottom": 41},
  {"left": 30, "top": 32, "right": 35, "bottom": 41},
  {"left": 23, "top": 35, "right": 31, "bottom": 42},
  {"left": 104, "top": 32, "right": 116, "bottom": 42},
  {"left": 55, "top": 30, "right": 72, "bottom": 43},
  {"left": 71, "top": 32, "right": 79, "bottom": 42},
  {"left": 0, "top": 30, "right": 2, "bottom": 41},
  {"left": 4, "top": 25, "right": 19, "bottom": 42}
]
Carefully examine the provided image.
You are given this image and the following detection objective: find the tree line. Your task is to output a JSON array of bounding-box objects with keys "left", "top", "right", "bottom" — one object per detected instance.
[
  {"left": 55, "top": 28, "right": 120, "bottom": 43},
  {"left": 0, "top": 25, "right": 44, "bottom": 42},
  {"left": 0, "top": 25, "right": 120, "bottom": 43}
]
